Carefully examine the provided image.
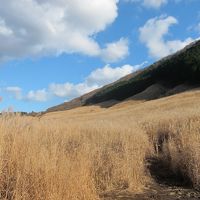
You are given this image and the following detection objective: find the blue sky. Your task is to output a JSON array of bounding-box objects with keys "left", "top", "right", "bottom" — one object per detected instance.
[{"left": 0, "top": 0, "right": 200, "bottom": 112}]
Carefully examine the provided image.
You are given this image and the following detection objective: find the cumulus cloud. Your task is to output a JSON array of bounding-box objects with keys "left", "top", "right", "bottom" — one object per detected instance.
[
  {"left": 49, "top": 83, "right": 98, "bottom": 99},
  {"left": 139, "top": 15, "right": 194, "bottom": 59},
  {"left": 101, "top": 38, "right": 129, "bottom": 62},
  {"left": 0, "top": 0, "right": 128, "bottom": 62},
  {"left": 4, "top": 62, "right": 147, "bottom": 101},
  {"left": 86, "top": 64, "right": 140, "bottom": 86}
]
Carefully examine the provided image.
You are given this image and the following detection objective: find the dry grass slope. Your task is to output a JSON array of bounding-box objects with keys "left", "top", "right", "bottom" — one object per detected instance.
[
  {"left": 0, "top": 89, "right": 200, "bottom": 199},
  {"left": 0, "top": 115, "right": 149, "bottom": 200}
]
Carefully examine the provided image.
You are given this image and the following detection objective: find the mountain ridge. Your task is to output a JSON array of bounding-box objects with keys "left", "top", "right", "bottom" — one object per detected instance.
[{"left": 47, "top": 39, "right": 200, "bottom": 113}]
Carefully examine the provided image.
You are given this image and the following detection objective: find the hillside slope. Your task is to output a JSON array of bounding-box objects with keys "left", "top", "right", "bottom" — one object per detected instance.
[
  {"left": 47, "top": 39, "right": 200, "bottom": 112},
  {"left": 43, "top": 87, "right": 200, "bottom": 200}
]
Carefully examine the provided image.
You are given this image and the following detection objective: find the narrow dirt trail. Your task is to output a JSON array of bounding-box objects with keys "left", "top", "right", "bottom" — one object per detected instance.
[{"left": 102, "top": 157, "right": 200, "bottom": 200}]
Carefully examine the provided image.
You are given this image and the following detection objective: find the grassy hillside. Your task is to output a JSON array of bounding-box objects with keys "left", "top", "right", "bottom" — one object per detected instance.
[
  {"left": 1, "top": 89, "right": 200, "bottom": 199},
  {"left": 47, "top": 39, "right": 200, "bottom": 112},
  {"left": 85, "top": 40, "right": 200, "bottom": 104}
]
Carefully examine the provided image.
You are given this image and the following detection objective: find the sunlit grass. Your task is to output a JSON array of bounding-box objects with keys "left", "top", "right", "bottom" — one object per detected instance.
[{"left": 0, "top": 89, "right": 200, "bottom": 199}]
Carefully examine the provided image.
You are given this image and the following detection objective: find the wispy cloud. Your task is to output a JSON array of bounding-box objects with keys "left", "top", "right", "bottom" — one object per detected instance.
[
  {"left": 4, "top": 87, "right": 48, "bottom": 102},
  {"left": 124, "top": 0, "right": 196, "bottom": 8},
  {"left": 4, "top": 87, "right": 22, "bottom": 100},
  {"left": 124, "top": 0, "right": 167, "bottom": 9},
  {"left": 195, "top": 23, "right": 200, "bottom": 34},
  {"left": 25, "top": 89, "right": 48, "bottom": 102}
]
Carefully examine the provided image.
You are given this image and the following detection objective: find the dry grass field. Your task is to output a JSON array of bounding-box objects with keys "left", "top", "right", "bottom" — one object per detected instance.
[{"left": 0, "top": 89, "right": 200, "bottom": 199}]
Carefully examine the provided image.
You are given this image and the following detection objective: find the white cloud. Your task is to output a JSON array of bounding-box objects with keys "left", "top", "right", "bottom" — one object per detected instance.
[
  {"left": 125, "top": 0, "right": 167, "bottom": 8},
  {"left": 86, "top": 63, "right": 143, "bottom": 86},
  {"left": 4, "top": 87, "right": 48, "bottom": 102},
  {"left": 0, "top": 0, "right": 128, "bottom": 62},
  {"left": 0, "top": 19, "right": 13, "bottom": 36},
  {"left": 143, "top": 0, "right": 167, "bottom": 8},
  {"left": 49, "top": 83, "right": 98, "bottom": 98},
  {"left": 25, "top": 89, "right": 48, "bottom": 102},
  {"left": 125, "top": 0, "right": 191, "bottom": 8},
  {"left": 4, "top": 62, "right": 147, "bottom": 101},
  {"left": 139, "top": 15, "right": 194, "bottom": 59},
  {"left": 101, "top": 38, "right": 129, "bottom": 62}
]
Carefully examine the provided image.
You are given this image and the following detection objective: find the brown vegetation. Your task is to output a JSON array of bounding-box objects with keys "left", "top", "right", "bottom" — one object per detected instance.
[
  {"left": 0, "top": 115, "right": 149, "bottom": 199},
  {"left": 0, "top": 89, "right": 200, "bottom": 199}
]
